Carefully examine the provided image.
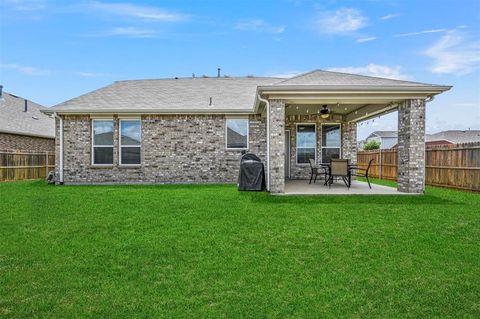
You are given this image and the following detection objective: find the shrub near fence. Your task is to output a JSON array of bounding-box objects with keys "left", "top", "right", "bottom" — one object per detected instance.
[
  {"left": 357, "top": 142, "right": 480, "bottom": 192},
  {"left": 0, "top": 151, "right": 55, "bottom": 182}
]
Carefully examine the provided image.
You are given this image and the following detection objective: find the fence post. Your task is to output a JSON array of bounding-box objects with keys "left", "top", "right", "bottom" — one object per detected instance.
[
  {"left": 45, "top": 151, "right": 48, "bottom": 177},
  {"left": 379, "top": 149, "right": 382, "bottom": 179}
]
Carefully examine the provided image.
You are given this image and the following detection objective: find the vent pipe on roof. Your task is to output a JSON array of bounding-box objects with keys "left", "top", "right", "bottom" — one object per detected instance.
[
  {"left": 217, "top": 68, "right": 221, "bottom": 78},
  {"left": 24, "top": 99, "right": 28, "bottom": 112},
  {"left": 0, "top": 85, "right": 3, "bottom": 99},
  {"left": 209, "top": 97, "right": 213, "bottom": 106}
]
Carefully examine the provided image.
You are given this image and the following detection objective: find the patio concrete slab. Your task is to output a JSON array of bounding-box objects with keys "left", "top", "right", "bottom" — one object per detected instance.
[{"left": 284, "top": 179, "right": 414, "bottom": 195}]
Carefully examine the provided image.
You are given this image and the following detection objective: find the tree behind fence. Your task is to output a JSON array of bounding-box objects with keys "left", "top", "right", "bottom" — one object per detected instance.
[
  {"left": 0, "top": 151, "right": 55, "bottom": 182},
  {"left": 357, "top": 142, "right": 480, "bottom": 191}
]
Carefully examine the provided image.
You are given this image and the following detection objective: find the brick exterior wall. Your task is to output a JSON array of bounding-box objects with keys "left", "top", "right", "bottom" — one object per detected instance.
[
  {"left": 397, "top": 99, "right": 426, "bottom": 193},
  {"left": 56, "top": 114, "right": 266, "bottom": 184},
  {"left": 0, "top": 132, "right": 54, "bottom": 153},
  {"left": 285, "top": 115, "right": 357, "bottom": 180},
  {"left": 268, "top": 99, "right": 286, "bottom": 193}
]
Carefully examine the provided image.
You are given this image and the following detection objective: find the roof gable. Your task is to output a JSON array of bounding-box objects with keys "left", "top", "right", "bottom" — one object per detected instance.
[{"left": 276, "top": 69, "right": 440, "bottom": 87}]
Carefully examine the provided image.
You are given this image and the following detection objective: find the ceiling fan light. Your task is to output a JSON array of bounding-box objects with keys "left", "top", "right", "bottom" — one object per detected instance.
[{"left": 320, "top": 104, "right": 330, "bottom": 118}]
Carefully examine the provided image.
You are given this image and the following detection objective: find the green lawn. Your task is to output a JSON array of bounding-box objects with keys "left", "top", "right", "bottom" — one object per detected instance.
[{"left": 1, "top": 181, "right": 479, "bottom": 318}]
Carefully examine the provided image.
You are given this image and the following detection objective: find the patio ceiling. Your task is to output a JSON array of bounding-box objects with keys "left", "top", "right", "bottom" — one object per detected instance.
[
  {"left": 259, "top": 92, "right": 437, "bottom": 122},
  {"left": 279, "top": 101, "right": 401, "bottom": 122}
]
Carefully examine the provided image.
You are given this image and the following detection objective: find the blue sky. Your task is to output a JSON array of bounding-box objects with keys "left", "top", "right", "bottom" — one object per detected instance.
[{"left": 1, "top": 0, "right": 479, "bottom": 139}]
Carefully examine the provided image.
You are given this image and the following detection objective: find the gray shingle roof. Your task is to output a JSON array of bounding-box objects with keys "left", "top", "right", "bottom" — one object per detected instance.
[
  {"left": 46, "top": 77, "right": 279, "bottom": 113},
  {"left": 43, "top": 69, "right": 450, "bottom": 114},
  {"left": 427, "top": 130, "right": 480, "bottom": 144},
  {"left": 276, "top": 69, "right": 441, "bottom": 87},
  {"left": 0, "top": 91, "right": 55, "bottom": 139}
]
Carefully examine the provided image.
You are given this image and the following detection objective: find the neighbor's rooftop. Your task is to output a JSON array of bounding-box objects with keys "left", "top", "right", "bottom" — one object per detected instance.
[{"left": 0, "top": 91, "right": 55, "bottom": 139}]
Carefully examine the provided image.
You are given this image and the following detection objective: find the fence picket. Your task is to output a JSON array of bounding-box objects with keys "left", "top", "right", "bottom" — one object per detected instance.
[{"left": 357, "top": 142, "right": 480, "bottom": 191}]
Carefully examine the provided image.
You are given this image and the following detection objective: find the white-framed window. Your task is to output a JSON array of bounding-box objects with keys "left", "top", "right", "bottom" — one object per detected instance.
[
  {"left": 321, "top": 123, "right": 341, "bottom": 164},
  {"left": 226, "top": 119, "right": 249, "bottom": 150},
  {"left": 119, "top": 119, "right": 141, "bottom": 165},
  {"left": 92, "top": 119, "right": 114, "bottom": 165},
  {"left": 296, "top": 123, "right": 316, "bottom": 164}
]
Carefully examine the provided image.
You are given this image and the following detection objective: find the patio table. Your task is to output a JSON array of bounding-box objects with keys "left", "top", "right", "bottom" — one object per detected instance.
[{"left": 322, "top": 163, "right": 358, "bottom": 187}]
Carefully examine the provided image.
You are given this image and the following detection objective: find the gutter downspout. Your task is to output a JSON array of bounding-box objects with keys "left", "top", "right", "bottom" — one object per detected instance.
[
  {"left": 257, "top": 93, "right": 270, "bottom": 191},
  {"left": 53, "top": 112, "right": 64, "bottom": 184}
]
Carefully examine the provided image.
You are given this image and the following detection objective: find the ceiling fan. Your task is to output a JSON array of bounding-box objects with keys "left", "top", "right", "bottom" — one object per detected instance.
[{"left": 320, "top": 105, "right": 330, "bottom": 119}]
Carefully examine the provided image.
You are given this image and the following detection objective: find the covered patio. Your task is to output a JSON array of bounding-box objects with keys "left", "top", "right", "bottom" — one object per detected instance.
[
  {"left": 255, "top": 70, "right": 451, "bottom": 195},
  {"left": 284, "top": 179, "right": 408, "bottom": 195}
]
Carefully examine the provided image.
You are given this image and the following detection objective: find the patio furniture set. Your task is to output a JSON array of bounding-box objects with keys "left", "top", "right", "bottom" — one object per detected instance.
[{"left": 309, "top": 159, "right": 375, "bottom": 189}]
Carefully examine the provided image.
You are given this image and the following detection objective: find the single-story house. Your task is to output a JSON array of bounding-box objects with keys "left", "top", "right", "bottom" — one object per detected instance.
[
  {"left": 426, "top": 130, "right": 480, "bottom": 146},
  {"left": 364, "top": 131, "right": 398, "bottom": 149},
  {"left": 0, "top": 86, "right": 55, "bottom": 152},
  {"left": 42, "top": 70, "right": 451, "bottom": 194}
]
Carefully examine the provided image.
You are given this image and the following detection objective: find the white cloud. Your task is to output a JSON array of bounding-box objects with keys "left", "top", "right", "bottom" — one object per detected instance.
[
  {"left": 0, "top": 63, "right": 50, "bottom": 75},
  {"left": 327, "top": 63, "right": 409, "bottom": 80},
  {"left": 88, "top": 1, "right": 188, "bottom": 22},
  {"left": 314, "top": 8, "right": 367, "bottom": 35},
  {"left": 235, "top": 19, "right": 285, "bottom": 34},
  {"left": 395, "top": 29, "right": 447, "bottom": 37},
  {"left": 1, "top": 0, "right": 47, "bottom": 11},
  {"left": 268, "top": 71, "right": 304, "bottom": 78},
  {"left": 77, "top": 71, "right": 111, "bottom": 77},
  {"left": 103, "top": 27, "right": 157, "bottom": 38},
  {"left": 356, "top": 37, "right": 377, "bottom": 43},
  {"left": 424, "top": 30, "right": 480, "bottom": 75},
  {"left": 380, "top": 13, "right": 400, "bottom": 20}
]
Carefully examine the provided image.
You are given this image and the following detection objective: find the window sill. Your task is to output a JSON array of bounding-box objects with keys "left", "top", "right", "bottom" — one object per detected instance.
[
  {"left": 226, "top": 148, "right": 248, "bottom": 151},
  {"left": 90, "top": 165, "right": 114, "bottom": 169},
  {"left": 118, "top": 165, "right": 142, "bottom": 169}
]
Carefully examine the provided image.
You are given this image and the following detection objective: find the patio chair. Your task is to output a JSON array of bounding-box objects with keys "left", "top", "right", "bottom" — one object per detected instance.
[
  {"left": 308, "top": 159, "right": 327, "bottom": 184},
  {"left": 350, "top": 159, "right": 374, "bottom": 189},
  {"left": 326, "top": 159, "right": 350, "bottom": 189}
]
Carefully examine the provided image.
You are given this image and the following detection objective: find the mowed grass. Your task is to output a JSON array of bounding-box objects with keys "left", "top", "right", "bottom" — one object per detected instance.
[{"left": 1, "top": 180, "right": 479, "bottom": 318}]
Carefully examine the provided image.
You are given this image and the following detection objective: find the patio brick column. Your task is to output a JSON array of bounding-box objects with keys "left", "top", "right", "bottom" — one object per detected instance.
[
  {"left": 342, "top": 122, "right": 357, "bottom": 163},
  {"left": 397, "top": 99, "right": 426, "bottom": 193},
  {"left": 268, "top": 99, "right": 285, "bottom": 193}
]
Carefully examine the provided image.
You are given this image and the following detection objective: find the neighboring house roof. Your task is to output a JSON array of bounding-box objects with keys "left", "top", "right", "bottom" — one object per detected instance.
[
  {"left": 366, "top": 131, "right": 398, "bottom": 139},
  {"left": 426, "top": 130, "right": 480, "bottom": 144},
  {"left": 42, "top": 69, "right": 451, "bottom": 115},
  {"left": 0, "top": 91, "right": 55, "bottom": 139}
]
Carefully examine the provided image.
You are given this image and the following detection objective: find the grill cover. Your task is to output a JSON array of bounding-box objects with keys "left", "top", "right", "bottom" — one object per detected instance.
[{"left": 238, "top": 153, "right": 265, "bottom": 191}]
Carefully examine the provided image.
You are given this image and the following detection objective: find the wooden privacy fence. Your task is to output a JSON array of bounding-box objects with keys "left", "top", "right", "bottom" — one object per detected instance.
[
  {"left": 0, "top": 151, "right": 55, "bottom": 182},
  {"left": 357, "top": 142, "right": 480, "bottom": 191}
]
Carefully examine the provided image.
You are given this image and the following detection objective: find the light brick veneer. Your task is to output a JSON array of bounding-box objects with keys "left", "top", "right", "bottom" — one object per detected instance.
[
  {"left": 56, "top": 114, "right": 266, "bottom": 184},
  {"left": 397, "top": 99, "right": 426, "bottom": 193},
  {"left": 268, "top": 99, "right": 285, "bottom": 193},
  {"left": 0, "top": 133, "right": 54, "bottom": 153}
]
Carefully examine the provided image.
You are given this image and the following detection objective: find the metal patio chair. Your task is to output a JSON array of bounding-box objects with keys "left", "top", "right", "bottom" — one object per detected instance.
[
  {"left": 350, "top": 159, "right": 375, "bottom": 189},
  {"left": 326, "top": 159, "right": 350, "bottom": 189},
  {"left": 308, "top": 158, "right": 327, "bottom": 184}
]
